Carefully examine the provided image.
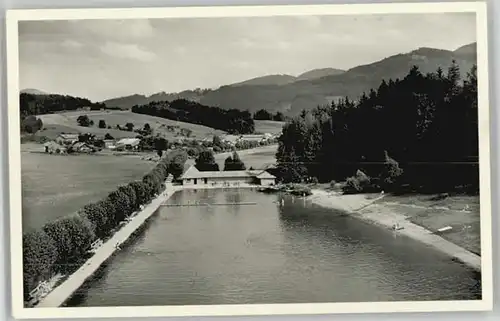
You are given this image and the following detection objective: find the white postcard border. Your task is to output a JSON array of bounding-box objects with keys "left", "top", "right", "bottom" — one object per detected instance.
[{"left": 5, "top": 1, "right": 492, "bottom": 319}]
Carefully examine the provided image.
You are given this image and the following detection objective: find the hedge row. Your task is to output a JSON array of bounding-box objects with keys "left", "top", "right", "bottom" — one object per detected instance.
[{"left": 23, "top": 150, "right": 188, "bottom": 300}]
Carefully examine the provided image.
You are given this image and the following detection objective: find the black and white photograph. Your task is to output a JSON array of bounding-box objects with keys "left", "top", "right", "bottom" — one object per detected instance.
[{"left": 6, "top": 2, "right": 492, "bottom": 319}]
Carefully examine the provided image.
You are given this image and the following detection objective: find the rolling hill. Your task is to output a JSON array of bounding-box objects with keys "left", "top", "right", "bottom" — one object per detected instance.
[
  {"left": 21, "top": 88, "right": 48, "bottom": 95},
  {"left": 35, "top": 110, "right": 227, "bottom": 141},
  {"left": 296, "top": 68, "right": 345, "bottom": 81},
  {"left": 231, "top": 74, "right": 297, "bottom": 87},
  {"left": 102, "top": 42, "right": 478, "bottom": 115}
]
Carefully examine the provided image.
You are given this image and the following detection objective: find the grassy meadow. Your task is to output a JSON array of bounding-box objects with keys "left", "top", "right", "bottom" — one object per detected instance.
[
  {"left": 36, "top": 110, "right": 226, "bottom": 140},
  {"left": 21, "top": 148, "right": 154, "bottom": 232},
  {"left": 254, "top": 120, "right": 285, "bottom": 135}
]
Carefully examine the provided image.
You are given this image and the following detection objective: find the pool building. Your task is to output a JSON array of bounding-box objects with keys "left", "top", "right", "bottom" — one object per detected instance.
[{"left": 180, "top": 165, "right": 276, "bottom": 186}]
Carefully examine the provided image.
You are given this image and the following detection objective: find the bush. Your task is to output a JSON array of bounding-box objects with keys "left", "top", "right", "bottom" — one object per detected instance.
[
  {"left": 21, "top": 115, "right": 43, "bottom": 134},
  {"left": 380, "top": 151, "right": 404, "bottom": 190},
  {"left": 23, "top": 230, "right": 58, "bottom": 299},
  {"left": 355, "top": 169, "right": 370, "bottom": 184},
  {"left": 195, "top": 150, "right": 220, "bottom": 171},
  {"left": 342, "top": 170, "right": 374, "bottom": 194},
  {"left": 106, "top": 189, "right": 132, "bottom": 224},
  {"left": 129, "top": 181, "right": 149, "bottom": 207},
  {"left": 167, "top": 151, "right": 188, "bottom": 179},
  {"left": 125, "top": 122, "right": 134, "bottom": 131},
  {"left": 79, "top": 201, "right": 111, "bottom": 239},
  {"left": 104, "top": 133, "right": 114, "bottom": 140},
  {"left": 77, "top": 115, "right": 92, "bottom": 127},
  {"left": 42, "top": 215, "right": 95, "bottom": 271},
  {"left": 343, "top": 176, "right": 362, "bottom": 194}
]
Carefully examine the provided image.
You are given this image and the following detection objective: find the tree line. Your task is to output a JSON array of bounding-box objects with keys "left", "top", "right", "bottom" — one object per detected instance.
[
  {"left": 276, "top": 62, "right": 479, "bottom": 194},
  {"left": 131, "top": 99, "right": 255, "bottom": 134},
  {"left": 20, "top": 93, "right": 105, "bottom": 117},
  {"left": 23, "top": 150, "right": 188, "bottom": 301},
  {"left": 253, "top": 109, "right": 286, "bottom": 121}
]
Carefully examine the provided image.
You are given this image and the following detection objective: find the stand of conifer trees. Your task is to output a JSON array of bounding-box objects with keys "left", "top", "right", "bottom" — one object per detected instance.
[
  {"left": 276, "top": 62, "right": 479, "bottom": 194},
  {"left": 23, "top": 150, "right": 187, "bottom": 300}
]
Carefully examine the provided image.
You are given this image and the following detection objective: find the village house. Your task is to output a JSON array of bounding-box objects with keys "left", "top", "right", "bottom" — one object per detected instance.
[
  {"left": 103, "top": 139, "right": 116, "bottom": 149},
  {"left": 55, "top": 133, "right": 79, "bottom": 146},
  {"left": 221, "top": 134, "right": 241, "bottom": 146},
  {"left": 180, "top": 165, "right": 276, "bottom": 186},
  {"left": 71, "top": 142, "right": 95, "bottom": 153},
  {"left": 115, "top": 138, "right": 140, "bottom": 151},
  {"left": 43, "top": 141, "right": 66, "bottom": 154},
  {"left": 239, "top": 134, "right": 268, "bottom": 143}
]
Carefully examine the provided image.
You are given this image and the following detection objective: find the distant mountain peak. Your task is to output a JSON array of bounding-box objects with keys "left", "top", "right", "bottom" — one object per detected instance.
[
  {"left": 454, "top": 42, "right": 476, "bottom": 55},
  {"left": 231, "top": 74, "right": 297, "bottom": 87},
  {"left": 102, "top": 43, "right": 476, "bottom": 114},
  {"left": 21, "top": 88, "right": 48, "bottom": 95},
  {"left": 296, "top": 68, "right": 345, "bottom": 81}
]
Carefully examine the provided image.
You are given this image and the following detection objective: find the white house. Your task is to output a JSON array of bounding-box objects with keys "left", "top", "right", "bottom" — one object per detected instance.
[
  {"left": 55, "top": 133, "right": 79, "bottom": 145},
  {"left": 180, "top": 165, "right": 276, "bottom": 186},
  {"left": 115, "top": 138, "right": 140, "bottom": 151},
  {"left": 103, "top": 139, "right": 115, "bottom": 149}
]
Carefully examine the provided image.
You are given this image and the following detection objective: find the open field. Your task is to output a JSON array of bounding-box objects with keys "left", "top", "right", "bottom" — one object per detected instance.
[
  {"left": 254, "top": 120, "right": 285, "bottom": 135},
  {"left": 21, "top": 149, "right": 154, "bottom": 232},
  {"left": 377, "top": 194, "right": 480, "bottom": 255},
  {"left": 36, "top": 110, "right": 227, "bottom": 140},
  {"left": 186, "top": 144, "right": 278, "bottom": 170}
]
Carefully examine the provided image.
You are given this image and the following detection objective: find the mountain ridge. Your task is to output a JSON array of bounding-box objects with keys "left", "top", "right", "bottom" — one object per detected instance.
[{"left": 26, "top": 42, "right": 477, "bottom": 116}]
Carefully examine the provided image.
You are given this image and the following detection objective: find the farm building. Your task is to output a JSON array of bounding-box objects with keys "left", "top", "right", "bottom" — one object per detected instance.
[
  {"left": 71, "top": 142, "right": 95, "bottom": 153},
  {"left": 103, "top": 139, "right": 116, "bottom": 149},
  {"left": 180, "top": 165, "right": 276, "bottom": 186},
  {"left": 239, "top": 134, "right": 268, "bottom": 143},
  {"left": 221, "top": 134, "right": 241, "bottom": 146},
  {"left": 115, "top": 138, "right": 140, "bottom": 151},
  {"left": 55, "top": 133, "right": 79, "bottom": 145},
  {"left": 43, "top": 141, "right": 66, "bottom": 154}
]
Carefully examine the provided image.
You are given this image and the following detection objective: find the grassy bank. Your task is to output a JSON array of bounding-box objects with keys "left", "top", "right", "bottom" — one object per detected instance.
[{"left": 377, "top": 194, "right": 480, "bottom": 255}]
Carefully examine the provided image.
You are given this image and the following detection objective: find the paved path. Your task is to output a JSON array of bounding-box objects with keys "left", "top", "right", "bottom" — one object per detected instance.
[{"left": 36, "top": 185, "right": 178, "bottom": 308}]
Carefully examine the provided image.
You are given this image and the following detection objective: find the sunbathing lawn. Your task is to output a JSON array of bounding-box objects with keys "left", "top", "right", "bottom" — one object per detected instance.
[
  {"left": 378, "top": 194, "right": 481, "bottom": 256},
  {"left": 21, "top": 148, "right": 154, "bottom": 232}
]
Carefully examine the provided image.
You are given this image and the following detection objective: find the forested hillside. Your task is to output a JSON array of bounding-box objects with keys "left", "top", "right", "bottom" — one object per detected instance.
[{"left": 276, "top": 61, "right": 479, "bottom": 193}]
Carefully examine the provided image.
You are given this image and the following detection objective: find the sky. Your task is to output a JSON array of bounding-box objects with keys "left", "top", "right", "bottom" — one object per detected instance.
[{"left": 19, "top": 13, "right": 476, "bottom": 102}]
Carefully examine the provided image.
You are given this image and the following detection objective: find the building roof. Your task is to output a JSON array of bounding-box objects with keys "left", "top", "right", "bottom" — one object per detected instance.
[
  {"left": 57, "top": 133, "right": 79, "bottom": 139},
  {"left": 73, "top": 142, "right": 93, "bottom": 149},
  {"left": 256, "top": 171, "right": 276, "bottom": 179},
  {"left": 221, "top": 135, "right": 240, "bottom": 143},
  {"left": 241, "top": 134, "right": 265, "bottom": 139},
  {"left": 239, "top": 136, "right": 265, "bottom": 142},
  {"left": 44, "top": 141, "right": 63, "bottom": 148},
  {"left": 116, "top": 138, "right": 140, "bottom": 146},
  {"left": 180, "top": 165, "right": 275, "bottom": 180}
]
